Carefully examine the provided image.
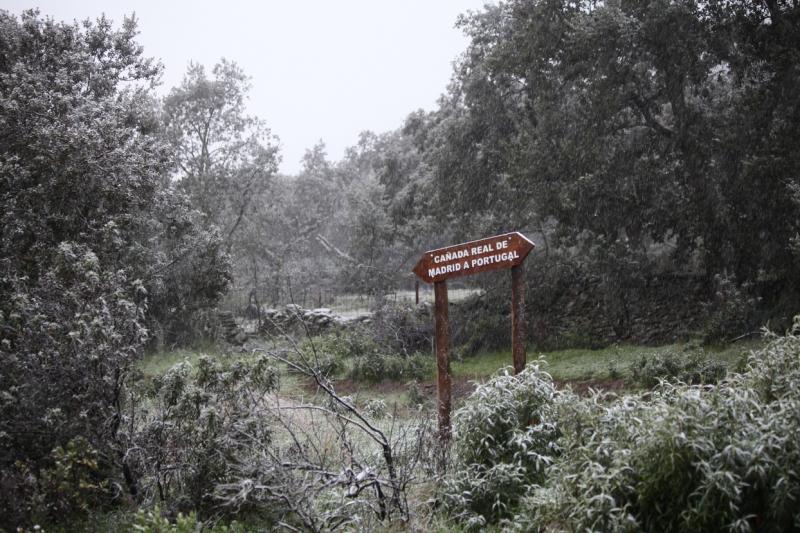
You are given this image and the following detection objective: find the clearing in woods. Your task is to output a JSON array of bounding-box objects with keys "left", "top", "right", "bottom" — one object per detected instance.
[{"left": 140, "top": 338, "right": 761, "bottom": 408}]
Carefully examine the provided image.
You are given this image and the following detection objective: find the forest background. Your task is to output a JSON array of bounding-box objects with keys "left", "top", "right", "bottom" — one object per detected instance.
[{"left": 2, "top": 1, "right": 800, "bottom": 531}]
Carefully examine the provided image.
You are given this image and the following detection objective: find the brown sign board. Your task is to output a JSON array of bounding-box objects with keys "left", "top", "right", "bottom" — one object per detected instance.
[{"left": 412, "top": 232, "right": 535, "bottom": 284}]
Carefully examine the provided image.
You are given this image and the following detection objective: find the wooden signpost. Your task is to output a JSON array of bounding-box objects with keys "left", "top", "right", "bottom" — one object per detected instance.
[{"left": 412, "top": 231, "right": 535, "bottom": 441}]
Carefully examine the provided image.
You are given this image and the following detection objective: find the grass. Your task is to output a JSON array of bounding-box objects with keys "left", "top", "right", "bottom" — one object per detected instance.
[
  {"left": 138, "top": 341, "right": 263, "bottom": 380},
  {"left": 139, "top": 348, "right": 213, "bottom": 380},
  {"left": 139, "top": 337, "right": 766, "bottom": 395},
  {"left": 452, "top": 339, "right": 764, "bottom": 383},
  {"left": 352, "top": 388, "right": 410, "bottom": 409}
]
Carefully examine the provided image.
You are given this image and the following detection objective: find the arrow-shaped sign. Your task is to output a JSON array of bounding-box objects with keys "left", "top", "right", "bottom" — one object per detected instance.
[{"left": 413, "top": 232, "right": 535, "bottom": 284}]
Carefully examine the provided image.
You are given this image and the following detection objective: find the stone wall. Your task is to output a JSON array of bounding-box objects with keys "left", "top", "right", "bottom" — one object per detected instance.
[
  {"left": 528, "top": 273, "right": 710, "bottom": 348},
  {"left": 258, "top": 304, "right": 372, "bottom": 336}
]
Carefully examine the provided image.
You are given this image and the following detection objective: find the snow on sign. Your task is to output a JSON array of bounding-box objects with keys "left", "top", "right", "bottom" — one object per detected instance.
[{"left": 412, "top": 232, "right": 535, "bottom": 284}]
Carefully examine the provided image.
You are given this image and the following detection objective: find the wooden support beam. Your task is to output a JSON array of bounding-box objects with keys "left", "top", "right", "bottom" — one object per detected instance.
[
  {"left": 511, "top": 264, "right": 526, "bottom": 374},
  {"left": 434, "top": 280, "right": 451, "bottom": 442}
]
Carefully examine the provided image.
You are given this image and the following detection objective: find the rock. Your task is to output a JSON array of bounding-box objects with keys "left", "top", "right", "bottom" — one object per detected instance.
[
  {"left": 218, "top": 310, "right": 249, "bottom": 345},
  {"left": 232, "top": 330, "right": 248, "bottom": 345}
]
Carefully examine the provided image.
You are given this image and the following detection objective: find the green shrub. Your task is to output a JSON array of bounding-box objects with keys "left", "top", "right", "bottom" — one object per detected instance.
[
  {"left": 1, "top": 437, "right": 113, "bottom": 530},
  {"left": 703, "top": 275, "right": 760, "bottom": 343},
  {"left": 306, "top": 303, "right": 431, "bottom": 363},
  {"left": 406, "top": 380, "right": 426, "bottom": 408},
  {"left": 442, "top": 321, "right": 800, "bottom": 532},
  {"left": 0, "top": 248, "right": 146, "bottom": 528},
  {"left": 552, "top": 324, "right": 608, "bottom": 351},
  {"left": 363, "top": 399, "right": 388, "bottom": 420},
  {"left": 459, "top": 311, "right": 510, "bottom": 357},
  {"left": 291, "top": 343, "right": 341, "bottom": 377},
  {"left": 297, "top": 330, "right": 373, "bottom": 377},
  {"left": 442, "top": 364, "right": 559, "bottom": 527},
  {"left": 127, "top": 355, "right": 279, "bottom": 518},
  {"left": 0, "top": 13, "right": 230, "bottom": 528},
  {"left": 38, "top": 437, "right": 111, "bottom": 519},
  {"left": 631, "top": 348, "right": 727, "bottom": 387},
  {"left": 349, "top": 351, "right": 431, "bottom": 383},
  {"left": 370, "top": 300, "right": 432, "bottom": 356},
  {"left": 308, "top": 329, "right": 432, "bottom": 382},
  {"left": 746, "top": 326, "right": 800, "bottom": 402},
  {"left": 607, "top": 361, "right": 622, "bottom": 380},
  {"left": 511, "top": 324, "right": 800, "bottom": 532},
  {"left": 305, "top": 329, "right": 379, "bottom": 360}
]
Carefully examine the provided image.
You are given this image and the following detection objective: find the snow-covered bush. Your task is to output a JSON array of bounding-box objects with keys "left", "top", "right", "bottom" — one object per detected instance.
[
  {"left": 126, "top": 355, "right": 279, "bottom": 518},
  {"left": 443, "top": 322, "right": 800, "bottom": 532},
  {"left": 512, "top": 324, "right": 800, "bottom": 532},
  {"left": 442, "top": 364, "right": 560, "bottom": 527}
]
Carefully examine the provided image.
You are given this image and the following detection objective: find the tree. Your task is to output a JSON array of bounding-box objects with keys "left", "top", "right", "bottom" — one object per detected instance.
[
  {"left": 430, "top": 0, "right": 800, "bottom": 299},
  {"left": 338, "top": 123, "right": 443, "bottom": 292},
  {"left": 163, "top": 60, "right": 280, "bottom": 254},
  {"left": 0, "top": 11, "right": 229, "bottom": 525}
]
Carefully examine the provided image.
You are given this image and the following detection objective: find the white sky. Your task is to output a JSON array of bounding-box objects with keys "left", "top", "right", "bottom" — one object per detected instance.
[{"left": 5, "top": 1, "right": 490, "bottom": 174}]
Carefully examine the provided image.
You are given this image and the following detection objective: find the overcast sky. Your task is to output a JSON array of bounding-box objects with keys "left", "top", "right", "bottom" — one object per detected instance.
[{"left": 5, "top": 1, "right": 490, "bottom": 175}]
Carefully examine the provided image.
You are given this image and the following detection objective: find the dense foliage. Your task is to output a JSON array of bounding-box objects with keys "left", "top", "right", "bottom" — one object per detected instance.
[
  {"left": 125, "top": 355, "right": 279, "bottom": 519},
  {"left": 443, "top": 365, "right": 559, "bottom": 526},
  {"left": 303, "top": 302, "right": 434, "bottom": 383},
  {"left": 214, "top": 0, "right": 800, "bottom": 348},
  {"left": 431, "top": 0, "right": 800, "bottom": 285},
  {"left": 254, "top": 0, "right": 800, "bottom": 345},
  {"left": 444, "top": 324, "right": 800, "bottom": 531},
  {"left": 0, "top": 11, "right": 229, "bottom": 528}
]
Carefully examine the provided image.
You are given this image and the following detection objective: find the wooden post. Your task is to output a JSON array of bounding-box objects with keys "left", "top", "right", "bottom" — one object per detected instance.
[
  {"left": 415, "top": 280, "right": 420, "bottom": 305},
  {"left": 413, "top": 232, "right": 534, "bottom": 442},
  {"left": 511, "top": 264, "right": 526, "bottom": 374},
  {"left": 434, "top": 280, "right": 451, "bottom": 442}
]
